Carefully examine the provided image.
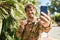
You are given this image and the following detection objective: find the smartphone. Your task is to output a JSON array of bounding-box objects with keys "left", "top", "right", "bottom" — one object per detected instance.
[{"left": 40, "top": 6, "right": 48, "bottom": 14}]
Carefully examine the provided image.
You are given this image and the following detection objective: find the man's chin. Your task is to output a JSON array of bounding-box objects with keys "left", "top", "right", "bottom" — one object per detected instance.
[{"left": 28, "top": 16, "right": 34, "bottom": 18}]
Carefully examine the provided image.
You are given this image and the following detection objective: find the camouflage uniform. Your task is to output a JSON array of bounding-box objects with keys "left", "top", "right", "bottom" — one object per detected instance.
[{"left": 17, "top": 19, "right": 51, "bottom": 40}]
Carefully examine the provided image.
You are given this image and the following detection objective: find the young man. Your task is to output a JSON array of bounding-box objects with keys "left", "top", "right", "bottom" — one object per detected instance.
[{"left": 16, "top": 4, "right": 51, "bottom": 40}]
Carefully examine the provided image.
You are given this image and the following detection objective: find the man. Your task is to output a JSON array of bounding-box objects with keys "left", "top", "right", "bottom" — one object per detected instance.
[{"left": 16, "top": 4, "right": 51, "bottom": 40}]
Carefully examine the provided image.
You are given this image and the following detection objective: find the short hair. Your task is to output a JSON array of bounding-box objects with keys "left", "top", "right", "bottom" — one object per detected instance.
[{"left": 25, "top": 4, "right": 36, "bottom": 12}]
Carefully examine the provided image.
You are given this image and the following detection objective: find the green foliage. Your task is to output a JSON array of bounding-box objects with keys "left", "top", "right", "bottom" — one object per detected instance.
[
  {"left": 55, "top": 14, "right": 60, "bottom": 21},
  {"left": 49, "top": 0, "right": 60, "bottom": 13},
  {"left": 51, "top": 13, "right": 60, "bottom": 21},
  {"left": 0, "top": 0, "right": 38, "bottom": 40}
]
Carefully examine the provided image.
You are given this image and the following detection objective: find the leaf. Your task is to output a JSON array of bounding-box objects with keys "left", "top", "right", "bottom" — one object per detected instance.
[
  {"left": 0, "top": 7, "right": 8, "bottom": 15},
  {"left": 0, "top": 19, "right": 2, "bottom": 35}
]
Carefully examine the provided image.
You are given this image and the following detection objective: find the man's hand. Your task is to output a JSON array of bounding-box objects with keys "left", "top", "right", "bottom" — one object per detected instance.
[
  {"left": 40, "top": 11, "right": 51, "bottom": 28},
  {"left": 39, "top": 11, "right": 51, "bottom": 33},
  {"left": 20, "top": 20, "right": 27, "bottom": 29},
  {"left": 16, "top": 20, "right": 27, "bottom": 38}
]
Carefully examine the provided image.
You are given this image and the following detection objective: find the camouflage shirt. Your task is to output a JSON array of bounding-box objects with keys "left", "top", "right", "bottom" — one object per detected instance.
[{"left": 17, "top": 19, "right": 51, "bottom": 40}]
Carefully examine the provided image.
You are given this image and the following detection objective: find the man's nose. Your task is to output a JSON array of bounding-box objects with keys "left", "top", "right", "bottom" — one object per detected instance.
[{"left": 29, "top": 11, "right": 32, "bottom": 14}]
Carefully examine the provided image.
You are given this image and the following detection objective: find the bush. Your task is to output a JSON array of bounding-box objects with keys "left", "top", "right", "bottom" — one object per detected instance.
[{"left": 51, "top": 13, "right": 60, "bottom": 21}]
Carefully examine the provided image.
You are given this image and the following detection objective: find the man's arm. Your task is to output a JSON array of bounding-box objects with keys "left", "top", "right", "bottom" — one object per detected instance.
[
  {"left": 38, "top": 11, "right": 51, "bottom": 33},
  {"left": 42, "top": 24, "right": 51, "bottom": 33},
  {"left": 16, "top": 26, "right": 24, "bottom": 37},
  {"left": 16, "top": 20, "right": 27, "bottom": 38}
]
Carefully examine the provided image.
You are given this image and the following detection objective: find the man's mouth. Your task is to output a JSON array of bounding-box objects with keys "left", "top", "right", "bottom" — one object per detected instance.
[{"left": 29, "top": 14, "right": 34, "bottom": 17}]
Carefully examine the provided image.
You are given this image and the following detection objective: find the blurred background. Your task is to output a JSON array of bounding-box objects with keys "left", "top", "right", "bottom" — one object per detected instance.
[{"left": 0, "top": 0, "right": 60, "bottom": 40}]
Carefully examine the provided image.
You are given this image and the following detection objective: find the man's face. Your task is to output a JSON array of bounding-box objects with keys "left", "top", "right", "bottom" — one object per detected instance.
[{"left": 26, "top": 7, "right": 36, "bottom": 18}]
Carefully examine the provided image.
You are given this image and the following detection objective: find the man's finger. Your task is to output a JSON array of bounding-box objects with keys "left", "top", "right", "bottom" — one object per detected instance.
[
  {"left": 40, "top": 16, "right": 49, "bottom": 22},
  {"left": 41, "top": 12, "right": 50, "bottom": 20},
  {"left": 48, "top": 10, "right": 50, "bottom": 16}
]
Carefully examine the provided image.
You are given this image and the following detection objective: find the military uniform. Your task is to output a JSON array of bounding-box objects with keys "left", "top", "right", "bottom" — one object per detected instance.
[{"left": 17, "top": 19, "right": 51, "bottom": 40}]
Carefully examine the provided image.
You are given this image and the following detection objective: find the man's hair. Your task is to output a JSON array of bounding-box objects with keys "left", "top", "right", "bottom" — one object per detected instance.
[{"left": 25, "top": 4, "right": 36, "bottom": 12}]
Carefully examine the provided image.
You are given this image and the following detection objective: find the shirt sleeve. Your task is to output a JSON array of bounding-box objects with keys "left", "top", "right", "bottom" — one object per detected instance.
[{"left": 38, "top": 21, "right": 51, "bottom": 33}]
